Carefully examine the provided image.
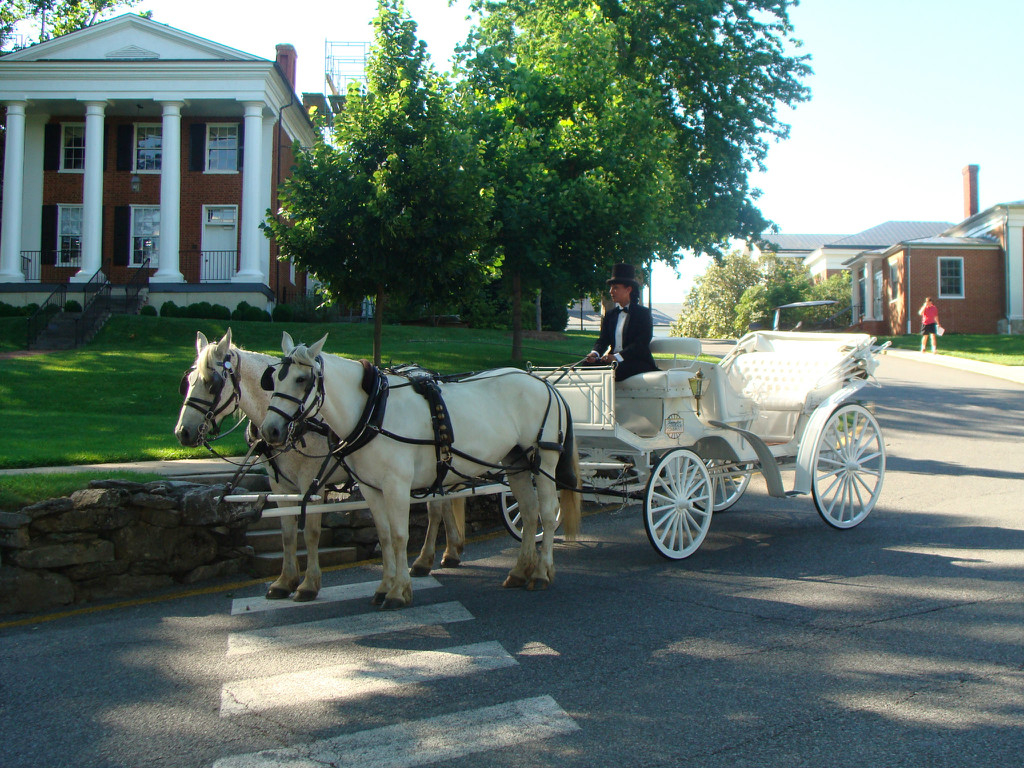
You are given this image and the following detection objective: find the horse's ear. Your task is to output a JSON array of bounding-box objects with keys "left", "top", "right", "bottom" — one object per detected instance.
[
  {"left": 308, "top": 334, "right": 328, "bottom": 359},
  {"left": 196, "top": 331, "right": 209, "bottom": 354},
  {"left": 281, "top": 331, "right": 295, "bottom": 355},
  {"left": 215, "top": 328, "right": 232, "bottom": 358}
]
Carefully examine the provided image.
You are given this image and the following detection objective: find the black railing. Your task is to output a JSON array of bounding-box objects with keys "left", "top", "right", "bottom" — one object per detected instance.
[
  {"left": 76, "top": 275, "right": 112, "bottom": 346},
  {"left": 179, "top": 250, "right": 238, "bottom": 282},
  {"left": 20, "top": 252, "right": 41, "bottom": 282},
  {"left": 124, "top": 258, "right": 151, "bottom": 313},
  {"left": 25, "top": 284, "right": 67, "bottom": 349}
]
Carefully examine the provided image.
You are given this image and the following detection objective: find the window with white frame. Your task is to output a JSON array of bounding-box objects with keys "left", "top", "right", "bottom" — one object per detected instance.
[
  {"left": 206, "top": 124, "right": 239, "bottom": 172},
  {"left": 131, "top": 206, "right": 160, "bottom": 266},
  {"left": 889, "top": 261, "right": 899, "bottom": 298},
  {"left": 61, "top": 124, "right": 86, "bottom": 171},
  {"left": 938, "top": 257, "right": 964, "bottom": 298},
  {"left": 135, "top": 124, "right": 162, "bottom": 171},
  {"left": 57, "top": 205, "right": 83, "bottom": 265}
]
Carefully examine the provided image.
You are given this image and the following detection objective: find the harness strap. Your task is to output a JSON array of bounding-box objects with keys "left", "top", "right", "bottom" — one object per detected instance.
[{"left": 409, "top": 375, "right": 455, "bottom": 495}]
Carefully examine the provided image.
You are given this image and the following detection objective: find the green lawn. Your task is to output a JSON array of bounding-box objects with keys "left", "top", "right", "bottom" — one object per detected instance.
[
  {"left": 880, "top": 333, "right": 1024, "bottom": 365},
  {"left": 0, "top": 315, "right": 597, "bottom": 469}
]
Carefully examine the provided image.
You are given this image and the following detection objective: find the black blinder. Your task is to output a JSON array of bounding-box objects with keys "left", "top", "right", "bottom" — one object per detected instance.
[
  {"left": 179, "top": 375, "right": 190, "bottom": 397},
  {"left": 260, "top": 366, "right": 276, "bottom": 391}
]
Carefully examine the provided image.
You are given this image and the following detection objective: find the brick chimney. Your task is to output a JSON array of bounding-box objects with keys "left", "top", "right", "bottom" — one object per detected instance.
[
  {"left": 275, "top": 44, "right": 297, "bottom": 90},
  {"left": 962, "top": 164, "right": 979, "bottom": 219}
]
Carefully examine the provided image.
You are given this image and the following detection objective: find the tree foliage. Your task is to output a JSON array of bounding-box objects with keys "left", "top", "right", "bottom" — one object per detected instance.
[
  {"left": 671, "top": 251, "right": 853, "bottom": 338},
  {"left": 263, "top": 0, "right": 494, "bottom": 364}
]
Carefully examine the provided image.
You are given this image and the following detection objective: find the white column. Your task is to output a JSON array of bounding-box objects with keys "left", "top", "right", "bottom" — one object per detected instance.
[
  {"left": 0, "top": 101, "right": 27, "bottom": 282},
  {"left": 862, "top": 263, "right": 875, "bottom": 321},
  {"left": 850, "top": 268, "right": 859, "bottom": 324},
  {"left": 234, "top": 101, "right": 265, "bottom": 282},
  {"left": 1005, "top": 209, "right": 1024, "bottom": 332},
  {"left": 153, "top": 101, "right": 185, "bottom": 282},
  {"left": 71, "top": 100, "right": 106, "bottom": 282},
  {"left": 260, "top": 114, "right": 274, "bottom": 283}
]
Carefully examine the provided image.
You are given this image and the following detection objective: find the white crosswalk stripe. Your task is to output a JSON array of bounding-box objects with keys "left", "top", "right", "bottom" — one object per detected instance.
[
  {"left": 220, "top": 640, "right": 517, "bottom": 716},
  {"left": 229, "top": 577, "right": 443, "bottom": 616},
  {"left": 226, "top": 601, "right": 474, "bottom": 657},
  {"left": 211, "top": 695, "right": 579, "bottom": 768}
]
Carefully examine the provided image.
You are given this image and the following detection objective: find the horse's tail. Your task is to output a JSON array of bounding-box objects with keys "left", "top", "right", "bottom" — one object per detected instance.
[{"left": 556, "top": 415, "right": 582, "bottom": 542}]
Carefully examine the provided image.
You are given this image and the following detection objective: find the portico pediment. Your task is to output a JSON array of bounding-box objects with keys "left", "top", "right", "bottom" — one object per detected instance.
[{"left": 0, "top": 14, "right": 264, "bottom": 63}]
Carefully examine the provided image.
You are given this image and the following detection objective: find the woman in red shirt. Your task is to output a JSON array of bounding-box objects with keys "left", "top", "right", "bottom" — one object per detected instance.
[{"left": 919, "top": 297, "right": 940, "bottom": 353}]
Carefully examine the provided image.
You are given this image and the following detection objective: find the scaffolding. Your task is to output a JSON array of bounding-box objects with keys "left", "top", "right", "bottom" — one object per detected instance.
[{"left": 324, "top": 40, "right": 371, "bottom": 96}]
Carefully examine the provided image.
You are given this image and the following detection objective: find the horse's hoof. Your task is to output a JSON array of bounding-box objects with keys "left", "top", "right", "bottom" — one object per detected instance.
[
  {"left": 503, "top": 575, "right": 528, "bottom": 589},
  {"left": 409, "top": 565, "right": 431, "bottom": 577},
  {"left": 527, "top": 578, "right": 550, "bottom": 591},
  {"left": 293, "top": 590, "right": 317, "bottom": 602},
  {"left": 371, "top": 591, "right": 387, "bottom": 606},
  {"left": 381, "top": 598, "right": 407, "bottom": 610},
  {"left": 265, "top": 587, "right": 292, "bottom": 600},
  {"left": 440, "top": 556, "right": 461, "bottom": 568}
]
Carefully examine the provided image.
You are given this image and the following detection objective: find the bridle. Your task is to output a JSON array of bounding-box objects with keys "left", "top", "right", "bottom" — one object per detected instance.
[
  {"left": 179, "top": 352, "right": 242, "bottom": 442},
  {"left": 260, "top": 354, "right": 327, "bottom": 446}
]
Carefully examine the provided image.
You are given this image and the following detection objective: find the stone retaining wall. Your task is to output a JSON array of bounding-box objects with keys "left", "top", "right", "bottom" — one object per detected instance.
[{"left": 0, "top": 478, "right": 505, "bottom": 615}]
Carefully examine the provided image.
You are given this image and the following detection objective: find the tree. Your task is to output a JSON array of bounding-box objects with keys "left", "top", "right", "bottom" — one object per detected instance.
[
  {"left": 670, "top": 249, "right": 761, "bottom": 339},
  {"left": 263, "top": 0, "right": 494, "bottom": 364},
  {"left": 460, "top": 0, "right": 680, "bottom": 358}
]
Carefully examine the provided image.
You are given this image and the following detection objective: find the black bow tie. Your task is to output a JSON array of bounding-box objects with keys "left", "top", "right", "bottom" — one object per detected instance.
[{"left": 617, "top": 306, "right": 628, "bottom": 314}]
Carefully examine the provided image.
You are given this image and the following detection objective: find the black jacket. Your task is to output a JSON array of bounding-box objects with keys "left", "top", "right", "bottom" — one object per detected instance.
[{"left": 592, "top": 302, "right": 658, "bottom": 381}]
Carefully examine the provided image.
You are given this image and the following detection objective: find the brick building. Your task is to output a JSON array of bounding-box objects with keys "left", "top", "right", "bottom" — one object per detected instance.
[
  {"left": 761, "top": 166, "right": 1024, "bottom": 335},
  {"left": 0, "top": 14, "right": 321, "bottom": 312}
]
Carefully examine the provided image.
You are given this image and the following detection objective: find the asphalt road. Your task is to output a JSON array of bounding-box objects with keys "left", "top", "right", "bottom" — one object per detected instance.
[{"left": 2, "top": 353, "right": 1023, "bottom": 768}]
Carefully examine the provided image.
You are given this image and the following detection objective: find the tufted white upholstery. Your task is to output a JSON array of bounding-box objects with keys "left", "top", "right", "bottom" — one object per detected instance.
[{"left": 724, "top": 353, "right": 846, "bottom": 411}]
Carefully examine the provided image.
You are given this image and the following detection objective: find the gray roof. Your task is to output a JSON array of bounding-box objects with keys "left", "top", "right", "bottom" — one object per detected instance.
[
  {"left": 826, "top": 221, "right": 953, "bottom": 249},
  {"left": 760, "top": 233, "right": 847, "bottom": 252}
]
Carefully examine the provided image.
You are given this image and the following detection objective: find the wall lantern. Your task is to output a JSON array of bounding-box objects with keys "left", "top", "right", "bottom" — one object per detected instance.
[
  {"left": 688, "top": 369, "right": 705, "bottom": 416},
  {"left": 130, "top": 175, "right": 141, "bottom": 193}
]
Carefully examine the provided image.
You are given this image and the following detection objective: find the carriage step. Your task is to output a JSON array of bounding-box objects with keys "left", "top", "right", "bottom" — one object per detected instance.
[
  {"left": 246, "top": 528, "right": 335, "bottom": 553},
  {"left": 250, "top": 546, "right": 359, "bottom": 577}
]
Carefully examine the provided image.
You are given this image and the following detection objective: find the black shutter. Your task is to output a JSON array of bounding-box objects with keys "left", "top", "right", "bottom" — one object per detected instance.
[
  {"left": 189, "top": 123, "right": 206, "bottom": 172},
  {"left": 116, "top": 124, "right": 133, "bottom": 171},
  {"left": 236, "top": 121, "right": 244, "bottom": 171},
  {"left": 113, "top": 206, "right": 130, "bottom": 266},
  {"left": 41, "top": 206, "right": 58, "bottom": 265},
  {"left": 43, "top": 124, "right": 61, "bottom": 171}
]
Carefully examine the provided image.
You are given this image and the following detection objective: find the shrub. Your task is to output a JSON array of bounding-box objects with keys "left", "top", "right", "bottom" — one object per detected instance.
[
  {"left": 139, "top": 305, "right": 157, "bottom": 316},
  {"left": 232, "top": 301, "right": 271, "bottom": 322},
  {"left": 0, "top": 301, "right": 31, "bottom": 317},
  {"left": 272, "top": 303, "right": 294, "bottom": 322},
  {"left": 64, "top": 299, "right": 82, "bottom": 313},
  {"left": 160, "top": 301, "right": 179, "bottom": 317}
]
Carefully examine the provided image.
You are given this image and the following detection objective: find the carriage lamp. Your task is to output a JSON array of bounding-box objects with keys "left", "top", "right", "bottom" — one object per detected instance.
[
  {"left": 130, "top": 174, "right": 142, "bottom": 193},
  {"left": 689, "top": 369, "right": 705, "bottom": 416}
]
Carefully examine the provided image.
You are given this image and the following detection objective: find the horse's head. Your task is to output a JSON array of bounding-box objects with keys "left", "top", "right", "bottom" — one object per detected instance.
[
  {"left": 174, "top": 328, "right": 240, "bottom": 446},
  {"left": 259, "top": 331, "right": 328, "bottom": 446}
]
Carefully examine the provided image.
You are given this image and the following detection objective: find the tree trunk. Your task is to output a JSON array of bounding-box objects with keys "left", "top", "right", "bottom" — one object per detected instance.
[
  {"left": 373, "top": 285, "right": 385, "bottom": 366},
  {"left": 535, "top": 289, "right": 542, "bottom": 332},
  {"left": 511, "top": 271, "right": 523, "bottom": 361}
]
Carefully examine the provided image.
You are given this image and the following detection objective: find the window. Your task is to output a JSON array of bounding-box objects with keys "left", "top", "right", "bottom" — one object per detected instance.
[
  {"left": 131, "top": 206, "right": 160, "bottom": 266},
  {"left": 135, "top": 124, "right": 162, "bottom": 171},
  {"left": 889, "top": 261, "right": 900, "bottom": 298},
  {"left": 938, "top": 257, "right": 964, "bottom": 298},
  {"left": 57, "top": 205, "right": 83, "bottom": 265},
  {"left": 61, "top": 124, "right": 85, "bottom": 171},
  {"left": 206, "top": 124, "right": 239, "bottom": 172},
  {"left": 206, "top": 206, "right": 237, "bottom": 226}
]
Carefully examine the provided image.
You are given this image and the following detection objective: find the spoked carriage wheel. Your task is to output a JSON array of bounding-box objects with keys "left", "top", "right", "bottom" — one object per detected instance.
[
  {"left": 703, "top": 459, "right": 753, "bottom": 512},
  {"left": 643, "top": 449, "right": 713, "bottom": 560},
  {"left": 811, "top": 403, "right": 886, "bottom": 529},
  {"left": 500, "top": 491, "right": 562, "bottom": 543}
]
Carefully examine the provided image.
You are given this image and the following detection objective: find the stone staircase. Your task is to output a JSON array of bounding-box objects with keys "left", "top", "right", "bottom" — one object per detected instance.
[
  {"left": 28, "top": 289, "right": 148, "bottom": 350},
  {"left": 174, "top": 466, "right": 359, "bottom": 578}
]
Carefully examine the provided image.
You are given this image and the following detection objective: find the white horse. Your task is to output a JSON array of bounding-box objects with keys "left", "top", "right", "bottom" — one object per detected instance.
[
  {"left": 173, "top": 329, "right": 465, "bottom": 601},
  {"left": 259, "top": 332, "right": 581, "bottom": 609}
]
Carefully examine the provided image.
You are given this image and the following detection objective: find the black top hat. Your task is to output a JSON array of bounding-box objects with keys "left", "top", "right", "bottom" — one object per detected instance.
[{"left": 606, "top": 263, "right": 641, "bottom": 291}]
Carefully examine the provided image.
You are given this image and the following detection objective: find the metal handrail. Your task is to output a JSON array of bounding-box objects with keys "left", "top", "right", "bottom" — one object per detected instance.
[
  {"left": 76, "top": 278, "right": 112, "bottom": 346},
  {"left": 124, "top": 257, "right": 151, "bottom": 312},
  {"left": 25, "top": 284, "right": 67, "bottom": 349}
]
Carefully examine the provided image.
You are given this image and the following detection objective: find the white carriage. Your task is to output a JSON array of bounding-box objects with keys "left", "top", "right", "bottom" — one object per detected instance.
[{"left": 506, "top": 331, "right": 888, "bottom": 560}]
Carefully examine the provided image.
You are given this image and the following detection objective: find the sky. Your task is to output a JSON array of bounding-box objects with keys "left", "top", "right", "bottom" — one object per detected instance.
[{"left": 23, "top": 0, "right": 1024, "bottom": 303}]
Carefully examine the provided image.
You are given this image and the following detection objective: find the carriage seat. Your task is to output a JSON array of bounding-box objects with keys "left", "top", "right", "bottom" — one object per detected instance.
[{"left": 723, "top": 352, "right": 847, "bottom": 412}]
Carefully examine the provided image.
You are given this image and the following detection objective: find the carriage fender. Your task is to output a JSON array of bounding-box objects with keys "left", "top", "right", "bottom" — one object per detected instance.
[
  {"left": 793, "top": 384, "right": 865, "bottom": 495},
  {"left": 705, "top": 420, "right": 787, "bottom": 498}
]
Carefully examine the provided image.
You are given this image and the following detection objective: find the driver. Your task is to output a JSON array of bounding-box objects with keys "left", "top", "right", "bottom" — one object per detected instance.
[{"left": 585, "top": 263, "right": 658, "bottom": 382}]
